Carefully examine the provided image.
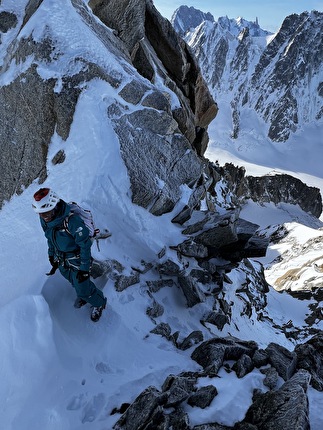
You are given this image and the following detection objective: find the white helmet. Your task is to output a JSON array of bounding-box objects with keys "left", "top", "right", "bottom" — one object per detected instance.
[{"left": 32, "top": 188, "right": 60, "bottom": 213}]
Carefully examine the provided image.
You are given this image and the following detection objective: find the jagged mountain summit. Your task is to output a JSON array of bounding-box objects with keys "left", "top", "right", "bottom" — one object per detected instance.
[
  {"left": 174, "top": 6, "right": 323, "bottom": 143},
  {"left": 171, "top": 6, "right": 271, "bottom": 38},
  {"left": 171, "top": 5, "right": 215, "bottom": 37}
]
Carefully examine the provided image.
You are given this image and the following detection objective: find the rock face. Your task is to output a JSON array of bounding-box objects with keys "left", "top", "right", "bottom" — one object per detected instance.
[
  {"left": 89, "top": 0, "right": 218, "bottom": 152},
  {"left": 242, "top": 172, "right": 322, "bottom": 218},
  {"left": 214, "top": 163, "right": 322, "bottom": 219},
  {"left": 1, "top": 0, "right": 320, "bottom": 221},
  {"left": 176, "top": 7, "right": 323, "bottom": 143},
  {"left": 0, "top": 0, "right": 128, "bottom": 206},
  {"left": 0, "top": 0, "right": 217, "bottom": 209}
]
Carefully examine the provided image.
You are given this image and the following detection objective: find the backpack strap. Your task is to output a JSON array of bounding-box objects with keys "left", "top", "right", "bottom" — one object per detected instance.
[
  {"left": 63, "top": 210, "right": 99, "bottom": 239},
  {"left": 63, "top": 213, "right": 73, "bottom": 236}
]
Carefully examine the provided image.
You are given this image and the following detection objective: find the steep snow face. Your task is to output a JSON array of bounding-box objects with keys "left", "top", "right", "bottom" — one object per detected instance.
[
  {"left": 247, "top": 11, "right": 323, "bottom": 141},
  {"left": 185, "top": 19, "right": 268, "bottom": 95},
  {"left": 180, "top": 9, "right": 323, "bottom": 144}
]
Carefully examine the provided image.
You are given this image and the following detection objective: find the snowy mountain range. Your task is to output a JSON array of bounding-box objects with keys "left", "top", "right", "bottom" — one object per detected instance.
[
  {"left": 0, "top": 1, "right": 323, "bottom": 429},
  {"left": 172, "top": 6, "right": 323, "bottom": 144}
]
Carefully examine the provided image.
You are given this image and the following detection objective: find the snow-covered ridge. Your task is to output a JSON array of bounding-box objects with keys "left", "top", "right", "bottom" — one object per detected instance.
[{"left": 175, "top": 6, "right": 323, "bottom": 144}]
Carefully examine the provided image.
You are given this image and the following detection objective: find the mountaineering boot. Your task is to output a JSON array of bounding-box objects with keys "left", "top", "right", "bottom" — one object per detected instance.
[
  {"left": 90, "top": 297, "right": 107, "bottom": 322},
  {"left": 74, "top": 297, "right": 87, "bottom": 309}
]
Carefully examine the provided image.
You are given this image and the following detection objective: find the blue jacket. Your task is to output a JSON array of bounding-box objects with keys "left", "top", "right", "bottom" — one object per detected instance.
[{"left": 40, "top": 200, "right": 92, "bottom": 272}]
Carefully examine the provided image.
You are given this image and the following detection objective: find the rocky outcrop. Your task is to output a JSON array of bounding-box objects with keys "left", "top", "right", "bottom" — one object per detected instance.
[
  {"left": 0, "top": 60, "right": 116, "bottom": 203},
  {"left": 172, "top": 209, "right": 270, "bottom": 262},
  {"left": 0, "top": 11, "right": 18, "bottom": 32},
  {"left": 0, "top": 0, "right": 127, "bottom": 206},
  {"left": 110, "top": 333, "right": 323, "bottom": 429},
  {"left": 244, "top": 174, "right": 323, "bottom": 218},
  {"left": 295, "top": 334, "right": 323, "bottom": 390},
  {"left": 112, "top": 109, "right": 204, "bottom": 215},
  {"left": 243, "top": 370, "right": 311, "bottom": 430},
  {"left": 0, "top": 0, "right": 216, "bottom": 210},
  {"left": 217, "top": 163, "right": 323, "bottom": 218},
  {"left": 88, "top": 0, "right": 218, "bottom": 153}
]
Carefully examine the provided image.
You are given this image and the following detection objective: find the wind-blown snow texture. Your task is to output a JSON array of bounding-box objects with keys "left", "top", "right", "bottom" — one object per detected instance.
[{"left": 1, "top": 1, "right": 323, "bottom": 429}]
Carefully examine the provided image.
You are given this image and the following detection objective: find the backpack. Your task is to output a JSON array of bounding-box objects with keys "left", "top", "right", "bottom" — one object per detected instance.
[{"left": 63, "top": 202, "right": 99, "bottom": 238}]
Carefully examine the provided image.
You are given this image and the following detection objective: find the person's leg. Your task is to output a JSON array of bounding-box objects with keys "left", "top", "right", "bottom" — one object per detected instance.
[
  {"left": 59, "top": 265, "right": 73, "bottom": 283},
  {"left": 71, "top": 269, "right": 106, "bottom": 307},
  {"left": 59, "top": 264, "right": 106, "bottom": 308},
  {"left": 58, "top": 265, "right": 85, "bottom": 307}
]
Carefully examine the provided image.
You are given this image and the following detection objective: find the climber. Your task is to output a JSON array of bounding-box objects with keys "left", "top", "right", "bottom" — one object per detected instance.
[{"left": 32, "top": 188, "right": 107, "bottom": 322}]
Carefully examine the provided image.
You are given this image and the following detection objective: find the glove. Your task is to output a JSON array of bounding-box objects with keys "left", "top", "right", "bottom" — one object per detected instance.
[
  {"left": 49, "top": 255, "right": 58, "bottom": 267},
  {"left": 77, "top": 270, "right": 90, "bottom": 283},
  {"left": 47, "top": 256, "right": 59, "bottom": 276}
]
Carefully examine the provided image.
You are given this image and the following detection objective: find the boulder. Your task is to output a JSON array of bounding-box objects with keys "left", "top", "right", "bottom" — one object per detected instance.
[
  {"left": 242, "top": 370, "right": 311, "bottom": 430},
  {"left": 187, "top": 385, "right": 218, "bottom": 409},
  {"left": 178, "top": 276, "right": 206, "bottom": 307},
  {"left": 261, "top": 367, "right": 279, "bottom": 390},
  {"left": 202, "top": 310, "right": 229, "bottom": 331},
  {"left": 232, "top": 354, "right": 254, "bottom": 378},
  {"left": 295, "top": 332, "right": 323, "bottom": 390},
  {"left": 178, "top": 331, "right": 204, "bottom": 351},
  {"left": 161, "top": 374, "right": 197, "bottom": 407},
  {"left": 0, "top": 11, "right": 18, "bottom": 32},
  {"left": 112, "top": 386, "right": 162, "bottom": 430},
  {"left": 265, "top": 342, "right": 297, "bottom": 381},
  {"left": 191, "top": 337, "right": 258, "bottom": 375},
  {"left": 114, "top": 272, "right": 140, "bottom": 291}
]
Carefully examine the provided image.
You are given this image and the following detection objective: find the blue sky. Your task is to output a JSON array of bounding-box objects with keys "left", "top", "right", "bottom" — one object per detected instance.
[{"left": 153, "top": 0, "right": 323, "bottom": 32}]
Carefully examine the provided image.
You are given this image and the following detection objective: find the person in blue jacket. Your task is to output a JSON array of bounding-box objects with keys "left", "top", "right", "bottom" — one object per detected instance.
[{"left": 32, "top": 188, "right": 107, "bottom": 322}]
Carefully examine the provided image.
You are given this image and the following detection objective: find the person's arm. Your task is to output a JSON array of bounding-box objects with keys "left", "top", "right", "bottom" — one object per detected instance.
[{"left": 67, "top": 215, "right": 92, "bottom": 272}]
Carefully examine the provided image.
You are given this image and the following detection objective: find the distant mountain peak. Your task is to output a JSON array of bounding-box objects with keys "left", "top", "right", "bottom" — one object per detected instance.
[
  {"left": 172, "top": 6, "right": 271, "bottom": 38},
  {"left": 171, "top": 5, "right": 214, "bottom": 37},
  {"left": 180, "top": 10, "right": 323, "bottom": 143}
]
